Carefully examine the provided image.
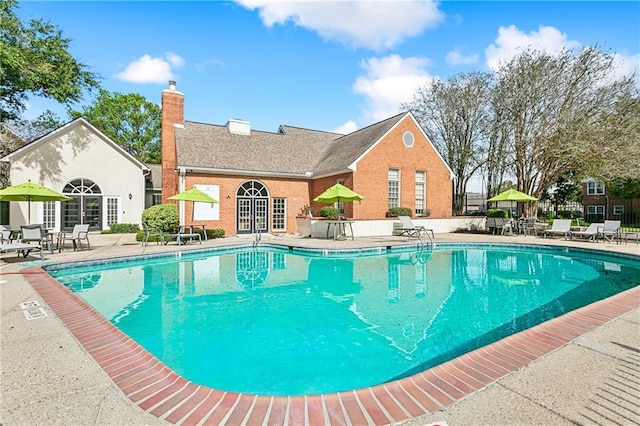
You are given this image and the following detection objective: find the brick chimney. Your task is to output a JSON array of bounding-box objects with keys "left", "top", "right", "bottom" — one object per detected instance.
[{"left": 161, "top": 80, "right": 184, "bottom": 203}]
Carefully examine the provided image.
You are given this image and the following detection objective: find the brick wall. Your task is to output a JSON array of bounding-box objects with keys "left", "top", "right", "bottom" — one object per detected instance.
[
  {"left": 352, "top": 115, "right": 452, "bottom": 219},
  {"left": 182, "top": 174, "right": 312, "bottom": 235}
]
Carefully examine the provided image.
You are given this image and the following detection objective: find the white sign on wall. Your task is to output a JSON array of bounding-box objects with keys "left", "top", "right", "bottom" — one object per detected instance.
[{"left": 193, "top": 184, "right": 220, "bottom": 220}]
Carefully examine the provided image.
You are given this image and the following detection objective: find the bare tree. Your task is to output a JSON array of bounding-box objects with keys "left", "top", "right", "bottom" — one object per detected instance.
[
  {"left": 493, "top": 47, "right": 639, "bottom": 202},
  {"left": 404, "top": 72, "right": 493, "bottom": 213}
]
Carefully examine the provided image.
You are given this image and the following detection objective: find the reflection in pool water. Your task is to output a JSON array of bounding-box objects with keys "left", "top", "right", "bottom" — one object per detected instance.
[{"left": 49, "top": 245, "right": 640, "bottom": 396}]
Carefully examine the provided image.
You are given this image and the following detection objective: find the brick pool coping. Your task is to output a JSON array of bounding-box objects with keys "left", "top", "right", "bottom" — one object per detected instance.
[{"left": 22, "top": 266, "right": 639, "bottom": 425}]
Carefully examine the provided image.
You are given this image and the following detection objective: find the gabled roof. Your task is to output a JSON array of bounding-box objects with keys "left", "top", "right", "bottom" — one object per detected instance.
[
  {"left": 174, "top": 112, "right": 416, "bottom": 178},
  {"left": 312, "top": 113, "right": 406, "bottom": 176},
  {"left": 145, "top": 163, "right": 162, "bottom": 189},
  {"left": 0, "top": 117, "right": 150, "bottom": 171}
]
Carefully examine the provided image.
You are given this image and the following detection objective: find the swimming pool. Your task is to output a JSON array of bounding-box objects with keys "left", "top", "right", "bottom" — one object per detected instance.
[{"left": 48, "top": 243, "right": 640, "bottom": 396}]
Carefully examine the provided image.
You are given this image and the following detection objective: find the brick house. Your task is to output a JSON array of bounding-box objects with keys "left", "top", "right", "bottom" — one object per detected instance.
[
  {"left": 582, "top": 179, "right": 640, "bottom": 225},
  {"left": 161, "top": 81, "right": 454, "bottom": 236}
]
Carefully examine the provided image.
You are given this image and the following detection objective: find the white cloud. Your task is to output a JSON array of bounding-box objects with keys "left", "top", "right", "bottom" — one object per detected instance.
[
  {"left": 235, "top": 0, "right": 443, "bottom": 50},
  {"left": 116, "top": 53, "right": 185, "bottom": 84},
  {"left": 611, "top": 52, "right": 640, "bottom": 83},
  {"left": 165, "top": 52, "right": 185, "bottom": 67},
  {"left": 485, "top": 25, "right": 580, "bottom": 70},
  {"left": 352, "top": 54, "right": 434, "bottom": 124},
  {"left": 446, "top": 49, "right": 479, "bottom": 66},
  {"left": 195, "top": 58, "right": 225, "bottom": 72},
  {"left": 332, "top": 120, "right": 358, "bottom": 134}
]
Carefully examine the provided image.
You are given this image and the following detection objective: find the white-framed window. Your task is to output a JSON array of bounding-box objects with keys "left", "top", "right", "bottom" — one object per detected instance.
[
  {"left": 43, "top": 201, "right": 56, "bottom": 229},
  {"left": 272, "top": 197, "right": 286, "bottom": 232},
  {"left": 106, "top": 197, "right": 119, "bottom": 226},
  {"left": 587, "top": 181, "right": 605, "bottom": 195},
  {"left": 613, "top": 205, "right": 624, "bottom": 215},
  {"left": 152, "top": 194, "right": 162, "bottom": 205},
  {"left": 587, "top": 205, "right": 605, "bottom": 215},
  {"left": 415, "top": 171, "right": 426, "bottom": 216},
  {"left": 388, "top": 168, "right": 400, "bottom": 209}
]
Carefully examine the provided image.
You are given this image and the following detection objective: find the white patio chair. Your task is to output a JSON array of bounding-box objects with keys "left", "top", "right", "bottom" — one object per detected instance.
[
  {"left": 58, "top": 224, "right": 90, "bottom": 252},
  {"left": 142, "top": 223, "right": 164, "bottom": 246},
  {"left": 597, "top": 220, "right": 621, "bottom": 243}
]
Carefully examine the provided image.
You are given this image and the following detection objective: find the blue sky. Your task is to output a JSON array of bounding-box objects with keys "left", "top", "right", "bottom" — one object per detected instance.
[{"left": 20, "top": 1, "right": 640, "bottom": 136}]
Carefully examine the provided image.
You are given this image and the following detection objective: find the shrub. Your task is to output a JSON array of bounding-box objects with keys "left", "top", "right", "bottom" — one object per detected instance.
[
  {"left": 207, "top": 228, "right": 225, "bottom": 239},
  {"left": 387, "top": 207, "right": 413, "bottom": 217},
  {"left": 319, "top": 206, "right": 339, "bottom": 219},
  {"left": 141, "top": 204, "right": 179, "bottom": 232},
  {"left": 109, "top": 223, "right": 140, "bottom": 233},
  {"left": 135, "top": 230, "right": 164, "bottom": 243},
  {"left": 486, "top": 209, "right": 508, "bottom": 218}
]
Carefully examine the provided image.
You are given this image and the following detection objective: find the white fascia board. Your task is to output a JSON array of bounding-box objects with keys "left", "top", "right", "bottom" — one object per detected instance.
[
  {"left": 312, "top": 168, "right": 355, "bottom": 180},
  {"left": 1, "top": 118, "right": 150, "bottom": 171}
]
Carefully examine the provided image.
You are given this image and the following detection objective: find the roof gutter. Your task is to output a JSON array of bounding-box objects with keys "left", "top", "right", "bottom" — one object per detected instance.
[
  {"left": 311, "top": 168, "right": 354, "bottom": 180},
  {"left": 177, "top": 166, "right": 315, "bottom": 179}
]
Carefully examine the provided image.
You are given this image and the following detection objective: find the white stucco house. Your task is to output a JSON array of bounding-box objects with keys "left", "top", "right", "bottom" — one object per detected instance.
[{"left": 0, "top": 118, "right": 151, "bottom": 231}]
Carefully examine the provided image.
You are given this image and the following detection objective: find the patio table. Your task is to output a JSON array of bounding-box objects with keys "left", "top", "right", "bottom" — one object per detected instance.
[{"left": 324, "top": 220, "right": 355, "bottom": 241}]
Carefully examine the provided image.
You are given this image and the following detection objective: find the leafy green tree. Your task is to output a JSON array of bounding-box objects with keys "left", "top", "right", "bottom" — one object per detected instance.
[
  {"left": 0, "top": 0, "right": 100, "bottom": 121},
  {"left": 404, "top": 72, "right": 493, "bottom": 214},
  {"left": 493, "top": 47, "right": 638, "bottom": 200},
  {"left": 608, "top": 178, "right": 640, "bottom": 199},
  {"left": 70, "top": 89, "right": 161, "bottom": 164}
]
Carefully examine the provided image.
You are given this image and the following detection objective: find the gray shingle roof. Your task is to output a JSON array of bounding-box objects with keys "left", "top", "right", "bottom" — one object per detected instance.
[
  {"left": 146, "top": 164, "right": 162, "bottom": 189},
  {"left": 174, "top": 113, "right": 407, "bottom": 177}
]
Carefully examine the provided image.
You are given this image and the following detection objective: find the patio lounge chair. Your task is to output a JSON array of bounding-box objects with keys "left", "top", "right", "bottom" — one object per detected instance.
[
  {"left": 0, "top": 241, "right": 44, "bottom": 260},
  {"left": 58, "top": 224, "right": 90, "bottom": 252},
  {"left": 163, "top": 225, "right": 201, "bottom": 245},
  {"left": 570, "top": 222, "right": 602, "bottom": 242},
  {"left": 542, "top": 219, "right": 572, "bottom": 240},
  {"left": 597, "top": 220, "right": 621, "bottom": 242},
  {"left": 397, "top": 216, "right": 434, "bottom": 240}
]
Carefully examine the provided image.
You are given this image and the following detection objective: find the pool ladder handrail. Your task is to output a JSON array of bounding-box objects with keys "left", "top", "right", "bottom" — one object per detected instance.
[
  {"left": 416, "top": 230, "right": 435, "bottom": 249},
  {"left": 253, "top": 220, "right": 262, "bottom": 248}
]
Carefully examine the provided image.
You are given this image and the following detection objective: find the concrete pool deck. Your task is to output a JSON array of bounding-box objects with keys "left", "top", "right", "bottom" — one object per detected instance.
[{"left": 1, "top": 231, "right": 638, "bottom": 425}]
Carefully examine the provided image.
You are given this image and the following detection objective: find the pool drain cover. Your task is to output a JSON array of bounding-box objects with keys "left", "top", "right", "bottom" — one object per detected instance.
[
  {"left": 19, "top": 301, "right": 47, "bottom": 320},
  {"left": 23, "top": 307, "right": 47, "bottom": 320}
]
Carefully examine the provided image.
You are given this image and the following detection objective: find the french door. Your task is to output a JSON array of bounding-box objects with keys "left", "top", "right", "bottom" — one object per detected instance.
[{"left": 236, "top": 181, "right": 269, "bottom": 234}]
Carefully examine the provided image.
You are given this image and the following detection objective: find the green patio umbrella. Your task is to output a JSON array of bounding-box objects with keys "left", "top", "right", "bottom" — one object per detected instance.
[
  {"left": 0, "top": 180, "right": 71, "bottom": 224},
  {"left": 168, "top": 187, "right": 219, "bottom": 204},
  {"left": 487, "top": 188, "right": 538, "bottom": 203},
  {"left": 313, "top": 183, "right": 363, "bottom": 204},
  {"left": 487, "top": 188, "right": 538, "bottom": 218},
  {"left": 169, "top": 187, "right": 219, "bottom": 223},
  {"left": 313, "top": 183, "right": 363, "bottom": 222}
]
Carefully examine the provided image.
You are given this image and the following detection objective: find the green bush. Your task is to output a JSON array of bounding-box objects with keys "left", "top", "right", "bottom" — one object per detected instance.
[
  {"left": 141, "top": 204, "right": 179, "bottom": 232},
  {"left": 319, "top": 206, "right": 339, "bottom": 219},
  {"left": 387, "top": 207, "right": 413, "bottom": 217},
  {"left": 109, "top": 223, "right": 140, "bottom": 233},
  {"left": 486, "top": 209, "right": 508, "bottom": 218},
  {"left": 207, "top": 228, "right": 225, "bottom": 239}
]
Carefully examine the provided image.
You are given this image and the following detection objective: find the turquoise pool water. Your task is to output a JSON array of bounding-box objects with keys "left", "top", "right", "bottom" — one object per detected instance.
[{"left": 48, "top": 244, "right": 640, "bottom": 396}]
